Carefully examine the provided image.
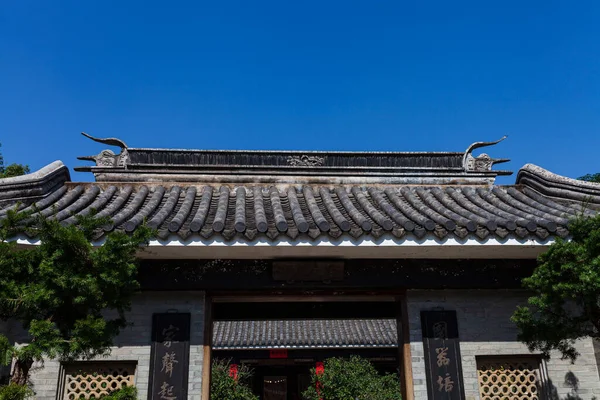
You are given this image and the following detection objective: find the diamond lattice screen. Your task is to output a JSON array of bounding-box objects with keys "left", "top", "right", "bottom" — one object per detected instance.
[
  {"left": 477, "top": 357, "right": 542, "bottom": 400},
  {"left": 63, "top": 362, "right": 136, "bottom": 399}
]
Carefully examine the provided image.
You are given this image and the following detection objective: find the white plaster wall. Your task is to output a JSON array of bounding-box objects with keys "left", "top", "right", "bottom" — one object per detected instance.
[
  {"left": 408, "top": 290, "right": 600, "bottom": 400},
  {"left": 22, "top": 291, "right": 206, "bottom": 400}
]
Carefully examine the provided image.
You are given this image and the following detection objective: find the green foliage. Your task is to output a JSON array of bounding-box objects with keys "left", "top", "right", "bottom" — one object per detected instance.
[
  {"left": 0, "top": 383, "right": 34, "bottom": 400},
  {"left": 0, "top": 165, "right": 30, "bottom": 179},
  {"left": 101, "top": 385, "right": 137, "bottom": 400},
  {"left": 0, "top": 143, "right": 29, "bottom": 179},
  {"left": 302, "top": 356, "right": 402, "bottom": 400},
  {"left": 0, "top": 336, "right": 12, "bottom": 367},
  {"left": 0, "top": 211, "right": 154, "bottom": 384},
  {"left": 579, "top": 173, "right": 600, "bottom": 183},
  {"left": 512, "top": 214, "right": 600, "bottom": 361},
  {"left": 211, "top": 359, "right": 258, "bottom": 400}
]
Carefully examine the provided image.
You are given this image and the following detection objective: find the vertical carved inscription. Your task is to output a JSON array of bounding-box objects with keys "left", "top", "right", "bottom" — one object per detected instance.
[
  {"left": 148, "top": 313, "right": 191, "bottom": 400},
  {"left": 421, "top": 311, "right": 466, "bottom": 400}
]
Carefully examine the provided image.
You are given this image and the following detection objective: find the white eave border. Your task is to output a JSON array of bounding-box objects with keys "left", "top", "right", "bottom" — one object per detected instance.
[{"left": 14, "top": 232, "right": 557, "bottom": 260}]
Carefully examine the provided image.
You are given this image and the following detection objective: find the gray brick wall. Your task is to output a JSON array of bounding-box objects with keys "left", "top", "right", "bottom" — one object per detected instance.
[
  {"left": 408, "top": 290, "right": 600, "bottom": 400},
  {"left": 24, "top": 291, "right": 206, "bottom": 400},
  {"left": 6, "top": 288, "right": 599, "bottom": 399}
]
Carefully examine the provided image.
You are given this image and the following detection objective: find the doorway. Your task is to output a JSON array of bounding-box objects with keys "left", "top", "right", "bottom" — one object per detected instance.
[
  {"left": 256, "top": 365, "right": 309, "bottom": 400},
  {"left": 210, "top": 297, "right": 402, "bottom": 399},
  {"left": 212, "top": 351, "right": 399, "bottom": 400}
]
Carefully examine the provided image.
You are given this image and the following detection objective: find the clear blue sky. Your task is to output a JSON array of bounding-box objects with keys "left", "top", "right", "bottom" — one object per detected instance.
[{"left": 1, "top": 1, "right": 599, "bottom": 184}]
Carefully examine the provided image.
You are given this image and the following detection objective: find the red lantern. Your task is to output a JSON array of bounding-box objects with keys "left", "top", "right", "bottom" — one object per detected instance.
[
  {"left": 229, "top": 364, "right": 239, "bottom": 381},
  {"left": 315, "top": 362, "right": 324, "bottom": 400}
]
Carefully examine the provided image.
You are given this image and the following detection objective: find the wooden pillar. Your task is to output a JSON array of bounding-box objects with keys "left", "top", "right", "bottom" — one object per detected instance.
[
  {"left": 397, "top": 293, "right": 415, "bottom": 400},
  {"left": 201, "top": 295, "right": 213, "bottom": 400}
]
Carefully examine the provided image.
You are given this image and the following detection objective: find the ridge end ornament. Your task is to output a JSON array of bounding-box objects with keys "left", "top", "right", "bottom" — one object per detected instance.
[
  {"left": 463, "top": 136, "right": 510, "bottom": 172},
  {"left": 78, "top": 132, "right": 129, "bottom": 168}
]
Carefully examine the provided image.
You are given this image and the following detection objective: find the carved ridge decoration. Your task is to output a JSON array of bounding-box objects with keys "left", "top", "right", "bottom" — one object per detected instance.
[
  {"left": 62, "top": 362, "right": 136, "bottom": 399},
  {"left": 287, "top": 155, "right": 326, "bottom": 167},
  {"left": 477, "top": 357, "right": 543, "bottom": 400},
  {"left": 463, "top": 136, "right": 510, "bottom": 172},
  {"left": 77, "top": 132, "right": 129, "bottom": 168}
]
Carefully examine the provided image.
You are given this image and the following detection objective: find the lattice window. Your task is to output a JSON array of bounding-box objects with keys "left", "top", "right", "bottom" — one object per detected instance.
[
  {"left": 61, "top": 362, "right": 136, "bottom": 400},
  {"left": 477, "top": 356, "right": 544, "bottom": 400}
]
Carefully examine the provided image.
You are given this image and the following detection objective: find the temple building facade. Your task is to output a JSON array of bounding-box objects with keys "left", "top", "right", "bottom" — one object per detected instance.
[{"left": 1, "top": 134, "right": 600, "bottom": 399}]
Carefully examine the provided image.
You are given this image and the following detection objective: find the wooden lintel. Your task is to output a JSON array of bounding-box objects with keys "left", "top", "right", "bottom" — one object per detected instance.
[
  {"left": 212, "top": 294, "right": 397, "bottom": 303},
  {"left": 398, "top": 293, "right": 415, "bottom": 400},
  {"left": 201, "top": 295, "right": 213, "bottom": 400}
]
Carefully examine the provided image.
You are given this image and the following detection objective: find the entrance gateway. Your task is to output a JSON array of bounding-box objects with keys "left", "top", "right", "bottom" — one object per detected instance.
[
  {"left": 211, "top": 298, "right": 400, "bottom": 399},
  {"left": 2, "top": 133, "right": 600, "bottom": 399}
]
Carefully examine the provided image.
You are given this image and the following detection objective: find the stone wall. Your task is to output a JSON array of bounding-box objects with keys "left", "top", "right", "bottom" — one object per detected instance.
[
  {"left": 408, "top": 290, "right": 600, "bottom": 400},
  {"left": 5, "top": 289, "right": 600, "bottom": 399},
  {"left": 20, "top": 291, "right": 206, "bottom": 400}
]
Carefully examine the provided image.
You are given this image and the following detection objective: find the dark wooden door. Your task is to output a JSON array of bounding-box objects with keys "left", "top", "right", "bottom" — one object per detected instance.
[{"left": 255, "top": 365, "right": 310, "bottom": 400}]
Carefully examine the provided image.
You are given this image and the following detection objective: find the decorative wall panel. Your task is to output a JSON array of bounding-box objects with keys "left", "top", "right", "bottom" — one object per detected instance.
[
  {"left": 62, "top": 362, "right": 136, "bottom": 399},
  {"left": 477, "top": 356, "right": 543, "bottom": 400}
]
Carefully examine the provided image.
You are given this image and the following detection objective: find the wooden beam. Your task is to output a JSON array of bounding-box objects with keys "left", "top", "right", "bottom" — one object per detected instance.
[
  {"left": 201, "top": 295, "right": 213, "bottom": 400},
  {"left": 140, "top": 259, "right": 535, "bottom": 291},
  {"left": 212, "top": 294, "right": 397, "bottom": 303},
  {"left": 397, "top": 293, "right": 415, "bottom": 400}
]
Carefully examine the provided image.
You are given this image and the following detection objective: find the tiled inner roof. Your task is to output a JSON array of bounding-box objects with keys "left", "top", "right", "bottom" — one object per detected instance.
[
  {"left": 212, "top": 319, "right": 398, "bottom": 350},
  {"left": 0, "top": 182, "right": 595, "bottom": 242}
]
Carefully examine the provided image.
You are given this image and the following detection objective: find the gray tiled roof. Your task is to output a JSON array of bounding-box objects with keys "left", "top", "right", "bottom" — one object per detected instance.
[
  {"left": 0, "top": 163, "right": 598, "bottom": 242},
  {"left": 212, "top": 319, "right": 398, "bottom": 350}
]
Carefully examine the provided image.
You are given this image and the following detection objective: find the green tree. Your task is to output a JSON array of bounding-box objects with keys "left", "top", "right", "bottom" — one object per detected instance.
[
  {"left": 579, "top": 173, "right": 600, "bottom": 183},
  {"left": 511, "top": 214, "right": 600, "bottom": 361},
  {"left": 0, "top": 144, "right": 29, "bottom": 179},
  {"left": 302, "top": 356, "right": 403, "bottom": 400},
  {"left": 0, "top": 383, "right": 34, "bottom": 400},
  {"left": 211, "top": 359, "right": 258, "bottom": 400},
  {"left": 100, "top": 386, "right": 137, "bottom": 400},
  {"left": 0, "top": 210, "right": 153, "bottom": 387}
]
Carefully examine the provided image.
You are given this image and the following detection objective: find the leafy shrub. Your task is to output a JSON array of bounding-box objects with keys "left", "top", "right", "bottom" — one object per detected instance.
[
  {"left": 0, "top": 384, "right": 34, "bottom": 400},
  {"left": 101, "top": 386, "right": 138, "bottom": 399},
  {"left": 211, "top": 359, "right": 258, "bottom": 400},
  {"left": 302, "top": 356, "right": 403, "bottom": 400}
]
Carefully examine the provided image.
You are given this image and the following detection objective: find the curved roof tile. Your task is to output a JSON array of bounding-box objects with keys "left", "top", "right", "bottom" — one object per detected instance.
[
  {"left": 2, "top": 163, "right": 600, "bottom": 242},
  {"left": 212, "top": 319, "right": 398, "bottom": 350}
]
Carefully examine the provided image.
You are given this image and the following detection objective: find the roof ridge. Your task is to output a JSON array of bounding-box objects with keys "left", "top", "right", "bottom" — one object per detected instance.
[
  {"left": 75, "top": 133, "right": 512, "bottom": 184},
  {"left": 0, "top": 161, "right": 70, "bottom": 201},
  {"left": 517, "top": 164, "right": 600, "bottom": 204}
]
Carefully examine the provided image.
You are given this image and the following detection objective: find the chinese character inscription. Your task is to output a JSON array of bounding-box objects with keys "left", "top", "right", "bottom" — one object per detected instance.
[
  {"left": 421, "top": 311, "right": 465, "bottom": 400},
  {"left": 149, "top": 314, "right": 191, "bottom": 400}
]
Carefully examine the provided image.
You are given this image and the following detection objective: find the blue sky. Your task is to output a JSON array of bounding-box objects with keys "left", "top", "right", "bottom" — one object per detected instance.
[{"left": 1, "top": 1, "right": 599, "bottom": 184}]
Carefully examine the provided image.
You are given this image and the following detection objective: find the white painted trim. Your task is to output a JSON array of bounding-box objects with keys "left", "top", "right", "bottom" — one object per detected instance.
[
  {"left": 12, "top": 232, "right": 555, "bottom": 248},
  {"left": 150, "top": 234, "right": 552, "bottom": 248},
  {"left": 13, "top": 233, "right": 558, "bottom": 259}
]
